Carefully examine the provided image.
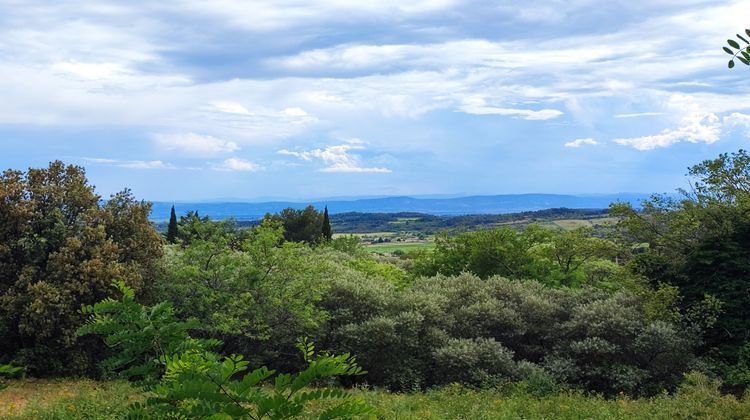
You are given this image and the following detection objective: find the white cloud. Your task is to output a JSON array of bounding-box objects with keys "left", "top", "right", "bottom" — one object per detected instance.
[
  {"left": 724, "top": 112, "right": 750, "bottom": 137},
  {"left": 217, "top": 157, "right": 263, "bottom": 172},
  {"left": 52, "top": 61, "right": 133, "bottom": 80},
  {"left": 122, "top": 160, "right": 174, "bottom": 169},
  {"left": 282, "top": 107, "right": 308, "bottom": 117},
  {"left": 614, "top": 113, "right": 721, "bottom": 150},
  {"left": 1, "top": 0, "right": 750, "bottom": 172},
  {"left": 212, "top": 101, "right": 252, "bottom": 115},
  {"left": 565, "top": 138, "right": 598, "bottom": 148},
  {"left": 153, "top": 133, "right": 240, "bottom": 155},
  {"left": 614, "top": 112, "right": 664, "bottom": 118},
  {"left": 459, "top": 96, "right": 563, "bottom": 120},
  {"left": 84, "top": 157, "right": 176, "bottom": 169},
  {"left": 180, "top": 0, "right": 461, "bottom": 31},
  {"left": 278, "top": 143, "right": 391, "bottom": 173},
  {"left": 194, "top": 102, "right": 319, "bottom": 141}
]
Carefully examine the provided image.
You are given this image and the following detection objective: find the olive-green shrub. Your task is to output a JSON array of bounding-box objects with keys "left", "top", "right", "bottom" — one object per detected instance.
[{"left": 320, "top": 273, "right": 698, "bottom": 395}]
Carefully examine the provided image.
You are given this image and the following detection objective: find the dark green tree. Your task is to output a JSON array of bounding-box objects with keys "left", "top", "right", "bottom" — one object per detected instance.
[
  {"left": 166, "top": 205, "right": 178, "bottom": 244},
  {"left": 264, "top": 205, "right": 324, "bottom": 244},
  {"left": 322, "top": 206, "right": 333, "bottom": 241},
  {"left": 612, "top": 150, "right": 750, "bottom": 365},
  {"left": 0, "top": 161, "right": 163, "bottom": 376}
]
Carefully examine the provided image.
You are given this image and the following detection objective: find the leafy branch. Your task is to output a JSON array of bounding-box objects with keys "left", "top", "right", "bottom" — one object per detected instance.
[
  {"left": 723, "top": 28, "right": 750, "bottom": 68},
  {"left": 78, "top": 282, "right": 375, "bottom": 419}
]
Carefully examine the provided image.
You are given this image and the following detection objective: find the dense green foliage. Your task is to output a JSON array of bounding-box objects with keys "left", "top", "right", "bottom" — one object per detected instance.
[
  {"left": 156, "top": 218, "right": 334, "bottom": 370},
  {"left": 266, "top": 205, "right": 326, "bottom": 244},
  {"left": 319, "top": 273, "right": 699, "bottom": 395},
  {"left": 611, "top": 150, "right": 750, "bottom": 388},
  {"left": 0, "top": 162, "right": 163, "bottom": 376},
  {"left": 411, "top": 225, "right": 623, "bottom": 288},
  {"left": 76, "top": 281, "right": 219, "bottom": 385},
  {"left": 78, "top": 282, "right": 374, "bottom": 419},
  {"left": 3, "top": 151, "right": 750, "bottom": 417}
]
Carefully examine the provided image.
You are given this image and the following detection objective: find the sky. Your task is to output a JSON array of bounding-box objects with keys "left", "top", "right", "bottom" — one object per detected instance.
[{"left": 1, "top": 0, "right": 749, "bottom": 201}]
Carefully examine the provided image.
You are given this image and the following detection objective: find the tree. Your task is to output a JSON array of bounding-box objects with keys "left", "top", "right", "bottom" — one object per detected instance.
[
  {"left": 166, "top": 205, "right": 178, "bottom": 244},
  {"left": 155, "top": 218, "right": 331, "bottom": 371},
  {"left": 528, "top": 227, "right": 620, "bottom": 287},
  {"left": 322, "top": 206, "right": 333, "bottom": 241},
  {"left": 0, "top": 161, "right": 163, "bottom": 376},
  {"left": 611, "top": 150, "right": 750, "bottom": 364},
  {"left": 413, "top": 225, "right": 553, "bottom": 281},
  {"left": 265, "top": 205, "right": 324, "bottom": 244}
]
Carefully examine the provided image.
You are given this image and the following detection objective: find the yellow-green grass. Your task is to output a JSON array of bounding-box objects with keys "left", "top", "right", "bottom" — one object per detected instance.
[
  {"left": 0, "top": 379, "right": 140, "bottom": 419},
  {"left": 2, "top": 377, "right": 749, "bottom": 419},
  {"left": 549, "top": 217, "right": 619, "bottom": 230}
]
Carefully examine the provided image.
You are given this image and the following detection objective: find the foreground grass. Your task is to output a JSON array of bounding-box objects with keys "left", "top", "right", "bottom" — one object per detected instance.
[
  {"left": 0, "top": 379, "right": 139, "bottom": 419},
  {"left": 1, "top": 375, "right": 748, "bottom": 419}
]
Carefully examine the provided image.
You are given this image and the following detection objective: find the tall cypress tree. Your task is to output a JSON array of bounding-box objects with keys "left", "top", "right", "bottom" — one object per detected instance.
[
  {"left": 166, "top": 205, "right": 178, "bottom": 244},
  {"left": 322, "top": 206, "right": 332, "bottom": 241}
]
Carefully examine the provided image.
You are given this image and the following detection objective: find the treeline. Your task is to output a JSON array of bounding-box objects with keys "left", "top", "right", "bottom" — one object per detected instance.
[
  {"left": 331, "top": 208, "right": 610, "bottom": 233},
  {"left": 153, "top": 208, "right": 610, "bottom": 234},
  {"left": 1, "top": 151, "right": 750, "bottom": 411}
]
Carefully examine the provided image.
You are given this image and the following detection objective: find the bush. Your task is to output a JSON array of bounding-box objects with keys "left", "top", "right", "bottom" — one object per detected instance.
[
  {"left": 344, "top": 257, "right": 413, "bottom": 288},
  {"left": 320, "top": 273, "right": 698, "bottom": 395},
  {"left": 432, "top": 338, "right": 518, "bottom": 387}
]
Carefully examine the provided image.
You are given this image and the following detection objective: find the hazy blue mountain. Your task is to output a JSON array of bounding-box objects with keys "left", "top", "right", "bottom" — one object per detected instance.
[{"left": 148, "top": 193, "right": 651, "bottom": 221}]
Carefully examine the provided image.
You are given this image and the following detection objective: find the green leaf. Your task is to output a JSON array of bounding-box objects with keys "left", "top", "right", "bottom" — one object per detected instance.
[
  {"left": 738, "top": 56, "right": 750, "bottom": 66},
  {"left": 742, "top": 51, "right": 750, "bottom": 61},
  {"left": 724, "top": 46, "right": 735, "bottom": 55},
  {"left": 738, "top": 34, "right": 750, "bottom": 45},
  {"left": 728, "top": 39, "right": 741, "bottom": 49},
  {"left": 746, "top": 29, "right": 750, "bottom": 38},
  {"left": 729, "top": 60, "right": 735, "bottom": 68}
]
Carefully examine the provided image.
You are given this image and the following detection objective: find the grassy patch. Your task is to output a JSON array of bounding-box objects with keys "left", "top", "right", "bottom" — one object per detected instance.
[
  {"left": 2, "top": 375, "right": 749, "bottom": 419},
  {"left": 545, "top": 217, "right": 619, "bottom": 231},
  {"left": 0, "top": 379, "right": 139, "bottom": 419},
  {"left": 388, "top": 217, "right": 421, "bottom": 225},
  {"left": 366, "top": 242, "right": 435, "bottom": 254}
]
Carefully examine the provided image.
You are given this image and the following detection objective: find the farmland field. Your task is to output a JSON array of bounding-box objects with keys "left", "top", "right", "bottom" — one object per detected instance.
[{"left": 366, "top": 241, "right": 435, "bottom": 253}]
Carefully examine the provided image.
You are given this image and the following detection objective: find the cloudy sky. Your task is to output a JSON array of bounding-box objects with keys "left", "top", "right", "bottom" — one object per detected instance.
[{"left": 1, "top": 0, "right": 749, "bottom": 201}]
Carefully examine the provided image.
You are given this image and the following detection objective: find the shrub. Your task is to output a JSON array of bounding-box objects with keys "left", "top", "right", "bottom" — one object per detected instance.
[
  {"left": 320, "top": 273, "right": 698, "bottom": 395},
  {"left": 432, "top": 338, "right": 518, "bottom": 387},
  {"left": 344, "top": 258, "right": 413, "bottom": 288}
]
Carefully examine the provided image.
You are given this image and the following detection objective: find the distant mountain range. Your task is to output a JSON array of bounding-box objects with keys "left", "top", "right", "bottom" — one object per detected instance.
[{"left": 148, "top": 193, "right": 651, "bottom": 221}]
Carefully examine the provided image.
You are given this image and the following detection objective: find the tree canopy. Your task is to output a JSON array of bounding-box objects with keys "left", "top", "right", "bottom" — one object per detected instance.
[{"left": 0, "top": 161, "right": 163, "bottom": 375}]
